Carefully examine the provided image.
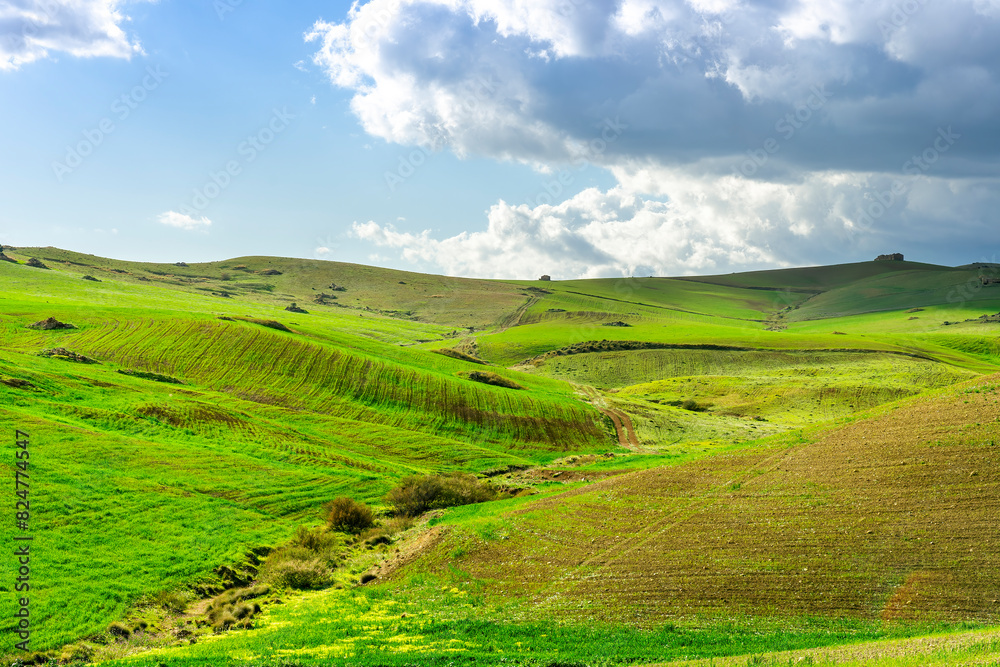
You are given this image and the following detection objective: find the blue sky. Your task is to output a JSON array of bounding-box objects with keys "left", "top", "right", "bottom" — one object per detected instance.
[{"left": 1, "top": 1, "right": 999, "bottom": 279}]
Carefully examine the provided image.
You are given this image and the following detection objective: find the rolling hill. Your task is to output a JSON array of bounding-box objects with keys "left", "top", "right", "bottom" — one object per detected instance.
[{"left": 1, "top": 247, "right": 999, "bottom": 665}]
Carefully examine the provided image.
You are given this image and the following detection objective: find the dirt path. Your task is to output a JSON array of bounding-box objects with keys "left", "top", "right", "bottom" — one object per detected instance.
[
  {"left": 369, "top": 520, "right": 449, "bottom": 583},
  {"left": 494, "top": 295, "right": 539, "bottom": 332},
  {"left": 575, "top": 385, "right": 644, "bottom": 451},
  {"left": 658, "top": 626, "right": 1000, "bottom": 666}
]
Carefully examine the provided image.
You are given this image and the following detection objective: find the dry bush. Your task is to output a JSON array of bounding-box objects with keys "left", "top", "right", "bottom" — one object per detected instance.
[
  {"left": 680, "top": 398, "right": 707, "bottom": 412},
  {"left": 292, "top": 524, "right": 338, "bottom": 552},
  {"left": 259, "top": 528, "right": 338, "bottom": 590},
  {"left": 107, "top": 622, "right": 131, "bottom": 640},
  {"left": 325, "top": 497, "right": 375, "bottom": 534},
  {"left": 259, "top": 552, "right": 332, "bottom": 590},
  {"left": 386, "top": 473, "right": 499, "bottom": 517},
  {"left": 155, "top": 589, "right": 191, "bottom": 613}
]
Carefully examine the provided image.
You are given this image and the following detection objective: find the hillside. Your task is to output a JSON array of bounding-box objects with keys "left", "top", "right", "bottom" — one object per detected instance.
[
  {"left": 1, "top": 247, "right": 999, "bottom": 665},
  {"left": 115, "top": 374, "right": 1000, "bottom": 666},
  {"left": 423, "top": 372, "right": 1000, "bottom": 625}
]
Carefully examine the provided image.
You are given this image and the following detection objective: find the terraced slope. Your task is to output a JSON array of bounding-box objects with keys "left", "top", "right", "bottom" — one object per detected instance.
[{"left": 0, "top": 255, "right": 610, "bottom": 652}]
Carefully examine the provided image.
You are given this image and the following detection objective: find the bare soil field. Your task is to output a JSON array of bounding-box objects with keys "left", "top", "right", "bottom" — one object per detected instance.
[{"left": 427, "top": 375, "right": 1000, "bottom": 625}]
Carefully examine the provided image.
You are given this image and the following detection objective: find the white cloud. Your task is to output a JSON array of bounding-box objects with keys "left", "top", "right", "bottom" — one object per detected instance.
[
  {"left": 353, "top": 170, "right": 1000, "bottom": 279},
  {"left": 308, "top": 0, "right": 1000, "bottom": 175},
  {"left": 157, "top": 211, "right": 211, "bottom": 231},
  {"left": 316, "top": 0, "right": 1000, "bottom": 277},
  {"left": 0, "top": 0, "right": 145, "bottom": 71}
]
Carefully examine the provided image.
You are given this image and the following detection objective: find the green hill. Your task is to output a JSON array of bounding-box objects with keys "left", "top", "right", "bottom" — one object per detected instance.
[{"left": 1, "top": 247, "right": 999, "bottom": 665}]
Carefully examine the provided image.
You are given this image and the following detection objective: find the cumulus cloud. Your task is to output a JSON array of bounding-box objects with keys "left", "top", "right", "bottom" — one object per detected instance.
[
  {"left": 0, "top": 0, "right": 144, "bottom": 71},
  {"left": 157, "top": 211, "right": 211, "bottom": 231},
  {"left": 309, "top": 0, "right": 1000, "bottom": 174},
  {"left": 353, "top": 170, "right": 1000, "bottom": 279},
  {"left": 315, "top": 0, "right": 1000, "bottom": 276}
]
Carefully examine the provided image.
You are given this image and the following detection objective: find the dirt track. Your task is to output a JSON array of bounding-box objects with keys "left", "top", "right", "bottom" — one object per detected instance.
[{"left": 576, "top": 384, "right": 644, "bottom": 451}]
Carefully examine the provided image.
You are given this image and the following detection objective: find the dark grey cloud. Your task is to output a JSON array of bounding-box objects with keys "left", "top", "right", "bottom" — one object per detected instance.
[{"left": 312, "top": 0, "right": 1000, "bottom": 277}]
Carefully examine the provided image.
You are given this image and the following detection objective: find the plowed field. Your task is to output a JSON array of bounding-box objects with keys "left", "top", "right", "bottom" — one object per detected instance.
[{"left": 439, "top": 376, "right": 1000, "bottom": 625}]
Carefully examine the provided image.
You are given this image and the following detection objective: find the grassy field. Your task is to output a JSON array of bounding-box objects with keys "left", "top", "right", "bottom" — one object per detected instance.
[{"left": 1, "top": 248, "right": 999, "bottom": 665}]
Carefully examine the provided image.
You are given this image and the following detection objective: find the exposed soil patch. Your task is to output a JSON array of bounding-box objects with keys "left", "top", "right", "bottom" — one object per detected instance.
[
  {"left": 38, "top": 348, "right": 98, "bottom": 363},
  {"left": 464, "top": 370, "right": 525, "bottom": 390},
  {"left": 371, "top": 524, "right": 449, "bottom": 583},
  {"left": 451, "top": 375, "right": 1000, "bottom": 625},
  {"left": 1, "top": 377, "right": 35, "bottom": 390},
  {"left": 434, "top": 348, "right": 488, "bottom": 364},
  {"left": 577, "top": 386, "right": 644, "bottom": 451},
  {"left": 27, "top": 317, "right": 75, "bottom": 330}
]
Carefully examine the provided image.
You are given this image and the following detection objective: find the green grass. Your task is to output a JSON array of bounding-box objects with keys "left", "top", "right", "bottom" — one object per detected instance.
[
  {"left": 104, "top": 583, "right": 973, "bottom": 667},
  {"left": 2, "top": 249, "right": 1000, "bottom": 663}
]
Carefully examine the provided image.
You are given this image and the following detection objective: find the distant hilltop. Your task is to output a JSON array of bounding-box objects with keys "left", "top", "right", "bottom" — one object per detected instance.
[{"left": 875, "top": 253, "right": 904, "bottom": 261}]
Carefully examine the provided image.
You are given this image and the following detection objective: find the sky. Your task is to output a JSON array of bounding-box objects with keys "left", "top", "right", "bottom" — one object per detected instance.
[{"left": 1, "top": 0, "right": 999, "bottom": 279}]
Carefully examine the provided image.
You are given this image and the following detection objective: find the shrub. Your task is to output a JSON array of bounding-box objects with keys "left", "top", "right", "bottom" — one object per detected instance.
[
  {"left": 259, "top": 541, "right": 334, "bottom": 590},
  {"left": 260, "top": 553, "right": 332, "bottom": 590},
  {"left": 386, "top": 473, "right": 499, "bottom": 517},
  {"left": 325, "top": 497, "right": 375, "bottom": 534},
  {"left": 155, "top": 590, "right": 191, "bottom": 613},
  {"left": 107, "top": 622, "right": 131, "bottom": 640},
  {"left": 60, "top": 643, "right": 94, "bottom": 663},
  {"left": 212, "top": 611, "right": 237, "bottom": 632},
  {"left": 292, "top": 524, "right": 338, "bottom": 553},
  {"left": 680, "top": 398, "right": 707, "bottom": 412},
  {"left": 258, "top": 525, "right": 342, "bottom": 590}
]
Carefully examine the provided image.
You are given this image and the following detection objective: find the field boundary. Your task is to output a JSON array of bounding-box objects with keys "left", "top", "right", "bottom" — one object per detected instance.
[
  {"left": 521, "top": 340, "right": 937, "bottom": 366},
  {"left": 660, "top": 626, "right": 1000, "bottom": 666}
]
